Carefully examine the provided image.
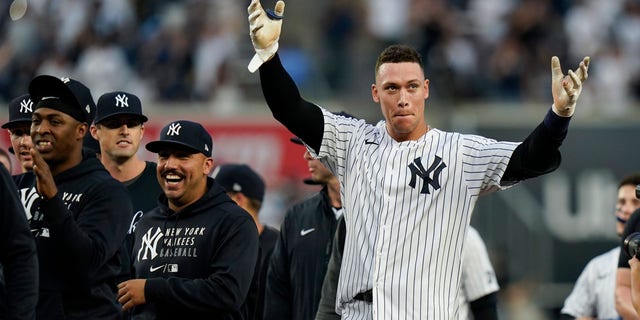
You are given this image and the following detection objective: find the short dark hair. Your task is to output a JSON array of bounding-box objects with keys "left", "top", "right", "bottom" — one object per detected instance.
[
  {"left": 619, "top": 173, "right": 640, "bottom": 189},
  {"left": 375, "top": 44, "right": 424, "bottom": 76}
]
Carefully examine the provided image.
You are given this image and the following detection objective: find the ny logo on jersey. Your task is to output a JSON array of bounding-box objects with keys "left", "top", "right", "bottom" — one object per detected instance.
[
  {"left": 115, "top": 94, "right": 129, "bottom": 108},
  {"left": 408, "top": 156, "right": 447, "bottom": 194},
  {"left": 137, "top": 227, "right": 164, "bottom": 261},
  {"left": 167, "top": 122, "right": 181, "bottom": 136},
  {"left": 20, "top": 98, "right": 33, "bottom": 114}
]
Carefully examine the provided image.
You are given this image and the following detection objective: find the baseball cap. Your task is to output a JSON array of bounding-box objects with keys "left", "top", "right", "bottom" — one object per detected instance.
[
  {"left": 146, "top": 120, "right": 212, "bottom": 157},
  {"left": 2, "top": 94, "right": 33, "bottom": 129},
  {"left": 214, "top": 164, "right": 266, "bottom": 202},
  {"left": 94, "top": 91, "right": 148, "bottom": 124},
  {"left": 28, "top": 75, "right": 96, "bottom": 123}
]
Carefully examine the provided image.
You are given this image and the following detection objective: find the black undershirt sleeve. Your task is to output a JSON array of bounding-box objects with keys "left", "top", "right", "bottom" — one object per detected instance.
[
  {"left": 469, "top": 292, "right": 498, "bottom": 320},
  {"left": 502, "top": 108, "right": 570, "bottom": 183},
  {"left": 259, "top": 54, "right": 324, "bottom": 153}
]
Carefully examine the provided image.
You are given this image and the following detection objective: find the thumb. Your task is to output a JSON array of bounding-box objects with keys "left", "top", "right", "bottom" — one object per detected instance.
[
  {"left": 274, "top": 1, "right": 285, "bottom": 17},
  {"left": 551, "top": 56, "right": 563, "bottom": 82}
]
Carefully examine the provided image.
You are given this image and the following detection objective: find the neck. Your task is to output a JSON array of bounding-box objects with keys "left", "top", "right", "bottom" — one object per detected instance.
[
  {"left": 326, "top": 178, "right": 342, "bottom": 208},
  {"left": 102, "top": 156, "right": 146, "bottom": 182},
  {"left": 50, "top": 151, "right": 83, "bottom": 176},
  {"left": 245, "top": 207, "right": 264, "bottom": 235}
]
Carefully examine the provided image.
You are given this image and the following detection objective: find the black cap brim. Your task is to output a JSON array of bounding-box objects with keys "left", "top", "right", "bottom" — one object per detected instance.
[
  {"left": 290, "top": 137, "right": 303, "bottom": 145},
  {"left": 95, "top": 113, "right": 148, "bottom": 124},
  {"left": 1, "top": 120, "right": 31, "bottom": 129},
  {"left": 146, "top": 141, "right": 204, "bottom": 155}
]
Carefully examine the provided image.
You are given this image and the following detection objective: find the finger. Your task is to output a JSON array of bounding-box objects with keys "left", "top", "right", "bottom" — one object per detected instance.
[
  {"left": 274, "top": 1, "right": 285, "bottom": 17},
  {"left": 248, "top": 0, "right": 262, "bottom": 14},
  {"left": 567, "top": 70, "right": 581, "bottom": 89},
  {"left": 562, "top": 80, "right": 575, "bottom": 97},
  {"left": 551, "top": 56, "right": 563, "bottom": 82},
  {"left": 578, "top": 57, "right": 590, "bottom": 81},
  {"left": 248, "top": 10, "right": 262, "bottom": 23},
  {"left": 117, "top": 291, "right": 128, "bottom": 304},
  {"left": 117, "top": 281, "right": 126, "bottom": 289}
]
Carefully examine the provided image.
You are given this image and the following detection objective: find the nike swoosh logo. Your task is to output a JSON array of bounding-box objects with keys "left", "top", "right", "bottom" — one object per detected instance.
[
  {"left": 365, "top": 140, "right": 379, "bottom": 145},
  {"left": 300, "top": 228, "right": 316, "bottom": 236},
  {"left": 149, "top": 265, "right": 165, "bottom": 272}
]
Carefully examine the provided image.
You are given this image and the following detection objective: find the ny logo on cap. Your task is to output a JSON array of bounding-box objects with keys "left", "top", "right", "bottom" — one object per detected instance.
[
  {"left": 115, "top": 94, "right": 129, "bottom": 108},
  {"left": 60, "top": 77, "right": 70, "bottom": 83},
  {"left": 167, "top": 122, "right": 182, "bottom": 136},
  {"left": 20, "top": 98, "right": 33, "bottom": 114},
  {"left": 204, "top": 144, "right": 209, "bottom": 152}
]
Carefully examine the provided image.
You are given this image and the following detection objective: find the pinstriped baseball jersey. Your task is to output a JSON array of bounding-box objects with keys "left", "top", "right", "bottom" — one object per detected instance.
[
  {"left": 456, "top": 227, "right": 500, "bottom": 320},
  {"left": 561, "top": 247, "right": 619, "bottom": 319},
  {"left": 314, "top": 109, "right": 519, "bottom": 319}
]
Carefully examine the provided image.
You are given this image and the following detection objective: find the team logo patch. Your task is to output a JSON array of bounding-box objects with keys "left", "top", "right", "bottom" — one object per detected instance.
[{"left": 408, "top": 156, "right": 446, "bottom": 194}]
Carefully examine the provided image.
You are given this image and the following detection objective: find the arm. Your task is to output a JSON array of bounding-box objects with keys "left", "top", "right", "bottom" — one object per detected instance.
[
  {"left": 630, "top": 257, "right": 640, "bottom": 316},
  {"left": 617, "top": 210, "right": 640, "bottom": 319},
  {"left": 469, "top": 292, "right": 498, "bottom": 320},
  {"left": 617, "top": 268, "right": 640, "bottom": 319},
  {"left": 0, "top": 166, "right": 38, "bottom": 320},
  {"left": 315, "top": 216, "right": 345, "bottom": 320},
  {"left": 503, "top": 56, "right": 589, "bottom": 183},
  {"left": 248, "top": 0, "right": 324, "bottom": 153},
  {"left": 263, "top": 216, "right": 293, "bottom": 319},
  {"left": 560, "top": 259, "right": 597, "bottom": 319},
  {"left": 39, "top": 180, "right": 131, "bottom": 280},
  {"left": 461, "top": 228, "right": 499, "bottom": 319}
]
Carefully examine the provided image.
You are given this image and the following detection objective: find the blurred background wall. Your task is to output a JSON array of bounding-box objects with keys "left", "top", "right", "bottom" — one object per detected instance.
[{"left": 1, "top": 0, "right": 640, "bottom": 318}]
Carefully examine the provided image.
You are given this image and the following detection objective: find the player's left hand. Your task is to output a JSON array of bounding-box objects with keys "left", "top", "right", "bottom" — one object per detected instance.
[
  {"left": 117, "top": 279, "right": 147, "bottom": 310},
  {"left": 551, "top": 56, "right": 589, "bottom": 117},
  {"left": 30, "top": 148, "right": 57, "bottom": 200}
]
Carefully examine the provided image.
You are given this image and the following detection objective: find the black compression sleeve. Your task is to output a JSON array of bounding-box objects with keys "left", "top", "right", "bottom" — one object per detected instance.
[
  {"left": 259, "top": 54, "right": 324, "bottom": 153},
  {"left": 469, "top": 292, "right": 498, "bottom": 320},
  {"left": 502, "top": 109, "right": 570, "bottom": 182}
]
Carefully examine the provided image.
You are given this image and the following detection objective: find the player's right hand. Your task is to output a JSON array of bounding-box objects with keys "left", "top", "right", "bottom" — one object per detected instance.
[{"left": 247, "top": 0, "right": 285, "bottom": 73}]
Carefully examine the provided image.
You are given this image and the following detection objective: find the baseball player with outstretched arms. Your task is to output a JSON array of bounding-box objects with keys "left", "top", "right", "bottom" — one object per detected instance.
[{"left": 247, "top": 1, "right": 589, "bottom": 318}]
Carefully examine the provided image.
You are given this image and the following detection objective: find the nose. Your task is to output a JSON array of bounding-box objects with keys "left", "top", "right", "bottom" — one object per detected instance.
[
  {"left": 19, "top": 133, "right": 31, "bottom": 145},
  {"left": 163, "top": 155, "right": 178, "bottom": 170},
  {"left": 398, "top": 89, "right": 408, "bottom": 107},
  {"left": 303, "top": 150, "right": 313, "bottom": 160}
]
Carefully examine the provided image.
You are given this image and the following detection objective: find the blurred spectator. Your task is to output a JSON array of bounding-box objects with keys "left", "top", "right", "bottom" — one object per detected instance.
[{"left": 0, "top": 0, "right": 637, "bottom": 109}]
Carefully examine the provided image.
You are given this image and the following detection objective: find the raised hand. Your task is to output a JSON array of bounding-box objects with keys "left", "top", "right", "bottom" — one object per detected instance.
[
  {"left": 247, "top": 0, "right": 285, "bottom": 73},
  {"left": 551, "top": 56, "right": 590, "bottom": 117},
  {"left": 30, "top": 148, "right": 57, "bottom": 200}
]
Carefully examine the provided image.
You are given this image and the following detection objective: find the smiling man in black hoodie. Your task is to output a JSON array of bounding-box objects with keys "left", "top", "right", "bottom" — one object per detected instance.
[
  {"left": 13, "top": 75, "right": 132, "bottom": 319},
  {"left": 118, "top": 120, "right": 259, "bottom": 320}
]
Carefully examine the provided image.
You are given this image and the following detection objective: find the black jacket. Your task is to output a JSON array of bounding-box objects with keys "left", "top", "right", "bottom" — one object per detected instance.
[
  {"left": 263, "top": 186, "right": 339, "bottom": 320},
  {"left": 130, "top": 177, "right": 259, "bottom": 320},
  {"left": 0, "top": 165, "right": 38, "bottom": 320},
  {"left": 14, "top": 151, "right": 132, "bottom": 320}
]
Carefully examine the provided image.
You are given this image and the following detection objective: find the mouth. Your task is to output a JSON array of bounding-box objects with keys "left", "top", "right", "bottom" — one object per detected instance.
[
  {"left": 35, "top": 140, "right": 53, "bottom": 152},
  {"left": 116, "top": 140, "right": 132, "bottom": 146},
  {"left": 162, "top": 172, "right": 184, "bottom": 186}
]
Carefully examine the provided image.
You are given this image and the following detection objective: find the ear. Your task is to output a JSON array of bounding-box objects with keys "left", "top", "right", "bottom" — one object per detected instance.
[
  {"left": 372, "top": 83, "right": 380, "bottom": 103},
  {"left": 203, "top": 157, "right": 214, "bottom": 176},
  {"left": 90, "top": 124, "right": 98, "bottom": 139},
  {"left": 423, "top": 79, "right": 430, "bottom": 100},
  {"left": 77, "top": 122, "right": 88, "bottom": 139}
]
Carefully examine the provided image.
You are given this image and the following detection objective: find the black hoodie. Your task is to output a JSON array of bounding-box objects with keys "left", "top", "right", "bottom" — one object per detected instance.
[
  {"left": 130, "top": 177, "right": 259, "bottom": 320},
  {"left": 14, "top": 151, "right": 132, "bottom": 320},
  {"left": 0, "top": 165, "right": 38, "bottom": 320}
]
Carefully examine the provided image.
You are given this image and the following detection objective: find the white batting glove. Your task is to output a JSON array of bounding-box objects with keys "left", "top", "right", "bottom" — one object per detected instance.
[
  {"left": 247, "top": 0, "right": 285, "bottom": 73},
  {"left": 551, "top": 56, "right": 590, "bottom": 117}
]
